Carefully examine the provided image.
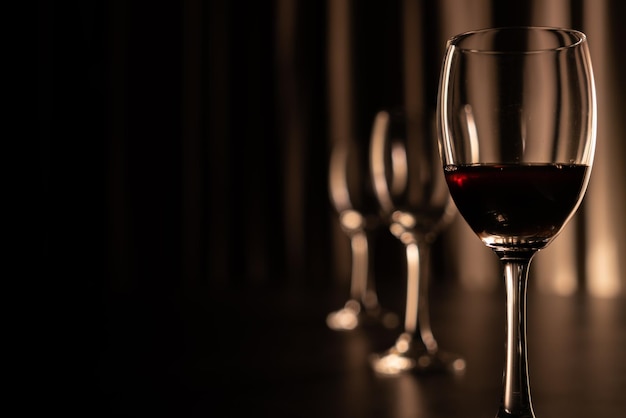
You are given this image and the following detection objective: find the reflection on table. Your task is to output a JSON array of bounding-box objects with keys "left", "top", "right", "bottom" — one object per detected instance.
[{"left": 100, "top": 284, "right": 626, "bottom": 417}]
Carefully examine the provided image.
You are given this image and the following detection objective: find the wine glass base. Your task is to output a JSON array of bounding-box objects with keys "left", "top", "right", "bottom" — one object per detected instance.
[
  {"left": 370, "top": 340, "right": 466, "bottom": 376},
  {"left": 326, "top": 301, "right": 400, "bottom": 331}
]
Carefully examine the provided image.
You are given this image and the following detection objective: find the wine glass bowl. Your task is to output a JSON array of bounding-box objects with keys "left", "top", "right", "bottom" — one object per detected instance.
[
  {"left": 444, "top": 164, "right": 590, "bottom": 253},
  {"left": 437, "top": 26, "right": 596, "bottom": 417},
  {"left": 368, "top": 108, "right": 464, "bottom": 376}
]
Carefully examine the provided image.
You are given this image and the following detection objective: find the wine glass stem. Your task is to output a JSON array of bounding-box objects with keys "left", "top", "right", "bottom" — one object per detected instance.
[
  {"left": 403, "top": 240, "right": 437, "bottom": 351},
  {"left": 350, "top": 230, "right": 379, "bottom": 310},
  {"left": 498, "top": 257, "right": 536, "bottom": 418},
  {"left": 349, "top": 230, "right": 368, "bottom": 303},
  {"left": 404, "top": 242, "right": 419, "bottom": 334}
]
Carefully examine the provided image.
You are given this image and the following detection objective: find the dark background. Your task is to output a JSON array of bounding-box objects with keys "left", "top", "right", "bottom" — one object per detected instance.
[{"left": 38, "top": 1, "right": 626, "bottom": 415}]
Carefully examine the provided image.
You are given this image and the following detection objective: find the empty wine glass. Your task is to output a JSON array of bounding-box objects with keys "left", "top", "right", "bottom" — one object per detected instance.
[
  {"left": 368, "top": 108, "right": 464, "bottom": 375},
  {"left": 327, "top": 139, "right": 399, "bottom": 331},
  {"left": 437, "top": 27, "right": 596, "bottom": 417}
]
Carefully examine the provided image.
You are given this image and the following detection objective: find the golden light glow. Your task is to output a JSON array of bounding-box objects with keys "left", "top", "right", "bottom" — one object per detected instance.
[
  {"left": 339, "top": 209, "right": 363, "bottom": 232},
  {"left": 326, "top": 300, "right": 360, "bottom": 331},
  {"left": 583, "top": 0, "right": 624, "bottom": 298},
  {"left": 371, "top": 352, "right": 416, "bottom": 376},
  {"left": 587, "top": 237, "right": 622, "bottom": 297},
  {"left": 534, "top": 222, "right": 579, "bottom": 296},
  {"left": 452, "top": 358, "right": 467, "bottom": 372}
]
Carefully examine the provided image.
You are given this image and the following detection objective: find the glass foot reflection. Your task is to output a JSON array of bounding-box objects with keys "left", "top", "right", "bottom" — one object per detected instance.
[{"left": 370, "top": 332, "right": 466, "bottom": 376}]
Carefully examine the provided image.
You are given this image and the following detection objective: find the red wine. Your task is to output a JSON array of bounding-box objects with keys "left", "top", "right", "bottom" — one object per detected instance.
[{"left": 444, "top": 164, "right": 589, "bottom": 252}]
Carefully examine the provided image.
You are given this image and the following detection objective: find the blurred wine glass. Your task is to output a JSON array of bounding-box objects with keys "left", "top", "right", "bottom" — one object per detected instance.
[
  {"left": 369, "top": 108, "right": 465, "bottom": 375},
  {"left": 327, "top": 138, "right": 399, "bottom": 331}
]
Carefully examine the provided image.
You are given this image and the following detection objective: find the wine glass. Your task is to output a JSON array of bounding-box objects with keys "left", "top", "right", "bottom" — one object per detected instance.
[
  {"left": 437, "top": 27, "right": 596, "bottom": 417},
  {"left": 368, "top": 108, "right": 465, "bottom": 375},
  {"left": 326, "top": 138, "right": 399, "bottom": 331}
]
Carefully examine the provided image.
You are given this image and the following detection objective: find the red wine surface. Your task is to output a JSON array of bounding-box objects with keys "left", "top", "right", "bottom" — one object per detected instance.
[{"left": 444, "top": 164, "right": 589, "bottom": 251}]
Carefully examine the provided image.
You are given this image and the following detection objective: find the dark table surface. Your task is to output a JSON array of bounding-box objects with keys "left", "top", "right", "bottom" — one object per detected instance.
[{"left": 99, "top": 284, "right": 626, "bottom": 417}]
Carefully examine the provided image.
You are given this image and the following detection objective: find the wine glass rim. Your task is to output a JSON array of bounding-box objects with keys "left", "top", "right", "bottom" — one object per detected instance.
[{"left": 447, "top": 26, "right": 587, "bottom": 54}]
